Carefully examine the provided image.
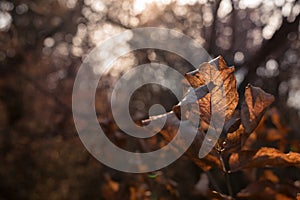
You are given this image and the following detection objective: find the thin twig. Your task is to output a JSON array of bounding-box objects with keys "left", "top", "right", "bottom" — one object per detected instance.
[
  {"left": 208, "top": 0, "right": 221, "bottom": 55},
  {"left": 205, "top": 171, "right": 222, "bottom": 194},
  {"left": 230, "top": 0, "right": 236, "bottom": 53},
  {"left": 218, "top": 152, "right": 234, "bottom": 197}
]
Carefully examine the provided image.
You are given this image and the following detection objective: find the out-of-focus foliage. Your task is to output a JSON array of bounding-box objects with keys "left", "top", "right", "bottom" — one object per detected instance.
[{"left": 0, "top": 0, "right": 299, "bottom": 199}]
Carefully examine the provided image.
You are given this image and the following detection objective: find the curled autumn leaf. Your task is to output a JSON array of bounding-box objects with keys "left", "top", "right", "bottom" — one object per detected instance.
[
  {"left": 173, "top": 56, "right": 239, "bottom": 126},
  {"left": 229, "top": 147, "right": 300, "bottom": 172},
  {"left": 241, "top": 84, "right": 275, "bottom": 134}
]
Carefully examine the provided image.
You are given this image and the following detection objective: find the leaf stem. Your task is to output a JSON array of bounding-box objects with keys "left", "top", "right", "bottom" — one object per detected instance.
[
  {"left": 206, "top": 171, "right": 222, "bottom": 194},
  {"left": 219, "top": 152, "right": 234, "bottom": 197}
]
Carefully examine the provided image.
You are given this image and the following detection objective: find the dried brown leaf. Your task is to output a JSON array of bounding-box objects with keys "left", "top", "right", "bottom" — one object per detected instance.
[
  {"left": 182, "top": 56, "right": 239, "bottom": 125},
  {"left": 237, "top": 180, "right": 295, "bottom": 200},
  {"left": 185, "top": 55, "right": 230, "bottom": 88},
  {"left": 171, "top": 56, "right": 238, "bottom": 127},
  {"left": 229, "top": 147, "right": 300, "bottom": 172},
  {"left": 172, "top": 83, "right": 213, "bottom": 125},
  {"left": 241, "top": 84, "right": 275, "bottom": 133},
  {"left": 189, "top": 151, "right": 222, "bottom": 171}
]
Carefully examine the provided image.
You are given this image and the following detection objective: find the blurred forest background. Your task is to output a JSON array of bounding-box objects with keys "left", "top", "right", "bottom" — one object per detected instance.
[{"left": 0, "top": 0, "right": 300, "bottom": 199}]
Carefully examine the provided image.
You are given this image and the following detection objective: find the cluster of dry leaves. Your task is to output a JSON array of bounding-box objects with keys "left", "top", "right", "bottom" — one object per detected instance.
[{"left": 142, "top": 56, "right": 300, "bottom": 199}]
